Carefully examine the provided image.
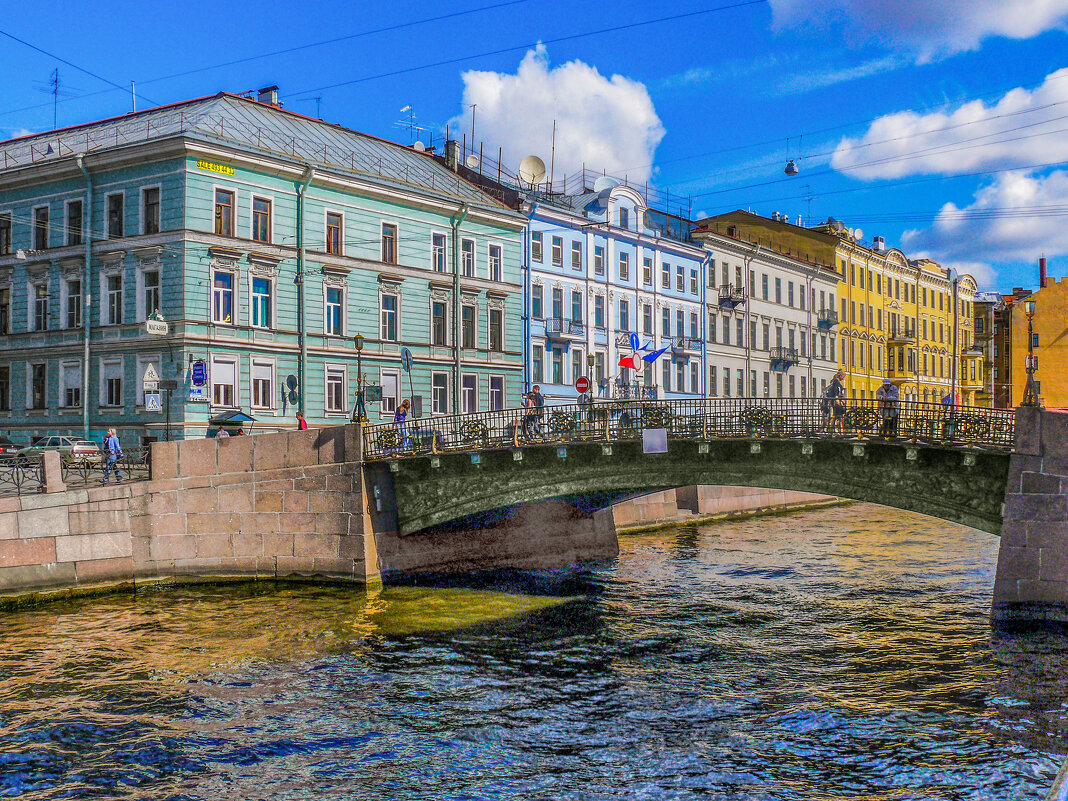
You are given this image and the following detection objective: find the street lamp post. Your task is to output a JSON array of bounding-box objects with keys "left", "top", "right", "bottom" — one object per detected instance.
[
  {"left": 1022, "top": 298, "right": 1040, "bottom": 407},
  {"left": 950, "top": 269, "right": 959, "bottom": 407},
  {"left": 352, "top": 333, "right": 367, "bottom": 422}
]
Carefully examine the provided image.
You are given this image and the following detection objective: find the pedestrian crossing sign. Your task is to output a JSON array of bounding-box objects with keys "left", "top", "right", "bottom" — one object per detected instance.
[{"left": 145, "top": 393, "right": 162, "bottom": 412}]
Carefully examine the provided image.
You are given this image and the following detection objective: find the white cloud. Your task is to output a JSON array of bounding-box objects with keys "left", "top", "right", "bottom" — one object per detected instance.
[
  {"left": 768, "top": 0, "right": 1068, "bottom": 60},
  {"left": 830, "top": 68, "right": 1068, "bottom": 179},
  {"left": 901, "top": 169, "right": 1068, "bottom": 286},
  {"left": 773, "top": 54, "right": 909, "bottom": 95},
  {"left": 457, "top": 45, "right": 664, "bottom": 184}
]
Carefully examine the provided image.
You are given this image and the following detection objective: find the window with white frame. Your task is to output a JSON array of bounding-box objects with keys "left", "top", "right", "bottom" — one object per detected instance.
[
  {"left": 0, "top": 213, "right": 11, "bottom": 255},
  {"left": 29, "top": 363, "right": 46, "bottom": 409},
  {"left": 618, "top": 207, "right": 629, "bottom": 230},
  {"left": 431, "top": 300, "right": 448, "bottom": 346},
  {"left": 33, "top": 206, "right": 49, "bottom": 250},
  {"left": 252, "top": 197, "right": 272, "bottom": 243},
  {"left": 66, "top": 199, "right": 83, "bottom": 246},
  {"left": 142, "top": 187, "right": 160, "bottom": 235},
  {"left": 381, "top": 222, "right": 398, "bottom": 264},
  {"left": 593, "top": 246, "right": 604, "bottom": 275},
  {"left": 251, "top": 276, "right": 272, "bottom": 328},
  {"left": 381, "top": 372, "right": 398, "bottom": 414},
  {"left": 489, "top": 376, "right": 504, "bottom": 410},
  {"left": 141, "top": 269, "right": 160, "bottom": 321},
  {"left": 489, "top": 244, "right": 502, "bottom": 281},
  {"left": 325, "top": 285, "right": 344, "bottom": 336},
  {"left": 432, "top": 372, "right": 448, "bottom": 414},
  {"left": 489, "top": 308, "right": 503, "bottom": 351},
  {"left": 461, "top": 374, "right": 477, "bottom": 413},
  {"left": 461, "top": 238, "right": 475, "bottom": 276},
  {"left": 59, "top": 361, "right": 81, "bottom": 408},
  {"left": 690, "top": 269, "right": 698, "bottom": 294},
  {"left": 325, "top": 366, "right": 346, "bottom": 412},
  {"left": 380, "top": 291, "right": 398, "bottom": 341},
  {"left": 214, "top": 189, "right": 235, "bottom": 236},
  {"left": 432, "top": 233, "right": 447, "bottom": 272},
  {"left": 618, "top": 252, "right": 629, "bottom": 281},
  {"left": 65, "top": 279, "right": 81, "bottom": 329},
  {"left": 661, "top": 263, "right": 670, "bottom": 288},
  {"left": 326, "top": 212, "right": 343, "bottom": 255},
  {"left": 107, "top": 193, "right": 124, "bottom": 238},
  {"left": 251, "top": 359, "right": 275, "bottom": 409},
  {"left": 211, "top": 356, "right": 237, "bottom": 407},
  {"left": 32, "top": 282, "right": 49, "bottom": 331},
  {"left": 571, "top": 241, "right": 583, "bottom": 271},
  {"left": 676, "top": 265, "right": 684, "bottom": 292},
  {"left": 531, "top": 284, "right": 543, "bottom": 319},
  {"left": 461, "top": 303, "right": 475, "bottom": 348},
  {"left": 531, "top": 231, "right": 543, "bottom": 262},
  {"left": 551, "top": 236, "right": 563, "bottom": 267},
  {"left": 106, "top": 274, "right": 123, "bottom": 325},
  {"left": 212, "top": 270, "right": 234, "bottom": 324},
  {"left": 101, "top": 358, "right": 123, "bottom": 407}
]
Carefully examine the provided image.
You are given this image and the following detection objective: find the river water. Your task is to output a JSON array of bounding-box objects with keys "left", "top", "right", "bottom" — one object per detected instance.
[{"left": 2, "top": 503, "right": 1067, "bottom": 800}]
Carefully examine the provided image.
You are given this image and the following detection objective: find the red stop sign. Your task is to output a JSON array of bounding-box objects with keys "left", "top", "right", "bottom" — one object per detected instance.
[{"left": 575, "top": 376, "right": 591, "bottom": 393}]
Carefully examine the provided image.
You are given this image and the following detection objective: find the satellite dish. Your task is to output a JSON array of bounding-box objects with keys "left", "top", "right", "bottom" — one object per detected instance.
[
  {"left": 518, "top": 155, "right": 547, "bottom": 186},
  {"left": 847, "top": 228, "right": 855, "bottom": 238},
  {"left": 593, "top": 175, "right": 620, "bottom": 192},
  {"left": 413, "top": 141, "right": 426, "bottom": 152},
  {"left": 286, "top": 375, "right": 298, "bottom": 390},
  {"left": 465, "top": 154, "right": 480, "bottom": 169},
  {"left": 854, "top": 228, "right": 864, "bottom": 240}
]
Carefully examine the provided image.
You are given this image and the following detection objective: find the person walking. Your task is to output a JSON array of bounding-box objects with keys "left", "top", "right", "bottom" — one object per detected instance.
[
  {"left": 101, "top": 428, "right": 124, "bottom": 484},
  {"left": 394, "top": 398, "right": 411, "bottom": 451},
  {"left": 521, "top": 391, "right": 537, "bottom": 439},
  {"left": 827, "top": 370, "right": 847, "bottom": 436},
  {"left": 296, "top": 412, "right": 308, "bottom": 430},
  {"left": 876, "top": 377, "right": 900, "bottom": 438},
  {"left": 530, "top": 384, "right": 545, "bottom": 437}
]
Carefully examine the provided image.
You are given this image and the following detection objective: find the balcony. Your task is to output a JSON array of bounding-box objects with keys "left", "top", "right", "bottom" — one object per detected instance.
[
  {"left": 962, "top": 345, "right": 984, "bottom": 357},
  {"left": 887, "top": 325, "right": 917, "bottom": 344},
  {"left": 718, "top": 284, "right": 746, "bottom": 309},
  {"left": 546, "top": 317, "right": 585, "bottom": 340},
  {"left": 769, "top": 347, "right": 799, "bottom": 369},
  {"left": 671, "top": 336, "right": 702, "bottom": 353},
  {"left": 817, "top": 309, "right": 838, "bottom": 330},
  {"left": 611, "top": 382, "right": 658, "bottom": 400}
]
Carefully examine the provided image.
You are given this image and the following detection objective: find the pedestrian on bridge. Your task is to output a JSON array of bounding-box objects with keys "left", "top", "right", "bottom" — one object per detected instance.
[
  {"left": 101, "top": 428, "right": 124, "bottom": 484},
  {"left": 876, "top": 378, "right": 900, "bottom": 438},
  {"left": 394, "top": 398, "right": 411, "bottom": 451},
  {"left": 827, "top": 370, "right": 848, "bottom": 435}
]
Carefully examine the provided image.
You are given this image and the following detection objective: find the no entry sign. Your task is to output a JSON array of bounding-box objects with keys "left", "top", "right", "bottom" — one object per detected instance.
[{"left": 575, "top": 376, "right": 591, "bottom": 394}]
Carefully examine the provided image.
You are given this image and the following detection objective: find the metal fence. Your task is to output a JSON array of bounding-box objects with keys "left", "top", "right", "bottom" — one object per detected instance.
[
  {"left": 0, "top": 447, "right": 151, "bottom": 497},
  {"left": 362, "top": 398, "right": 1016, "bottom": 462}
]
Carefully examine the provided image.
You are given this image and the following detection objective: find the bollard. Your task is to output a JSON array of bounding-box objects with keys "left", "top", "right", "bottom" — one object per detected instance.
[{"left": 41, "top": 450, "right": 66, "bottom": 494}]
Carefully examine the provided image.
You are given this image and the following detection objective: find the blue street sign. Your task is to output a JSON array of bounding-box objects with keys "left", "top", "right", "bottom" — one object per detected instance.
[
  {"left": 145, "top": 393, "right": 162, "bottom": 412},
  {"left": 191, "top": 359, "right": 208, "bottom": 387},
  {"left": 400, "top": 347, "right": 414, "bottom": 373}
]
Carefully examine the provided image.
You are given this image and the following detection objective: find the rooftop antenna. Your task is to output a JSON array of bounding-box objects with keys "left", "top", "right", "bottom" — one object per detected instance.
[
  {"left": 131, "top": 81, "right": 136, "bottom": 113},
  {"left": 314, "top": 95, "right": 322, "bottom": 118},
  {"left": 50, "top": 69, "right": 59, "bottom": 129},
  {"left": 549, "top": 120, "right": 557, "bottom": 193},
  {"left": 802, "top": 184, "right": 814, "bottom": 225},
  {"left": 468, "top": 103, "right": 477, "bottom": 149},
  {"left": 399, "top": 105, "right": 415, "bottom": 143}
]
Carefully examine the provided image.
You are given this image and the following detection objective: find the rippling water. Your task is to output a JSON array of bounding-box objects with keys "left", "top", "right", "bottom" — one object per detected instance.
[{"left": 2, "top": 503, "right": 1067, "bottom": 800}]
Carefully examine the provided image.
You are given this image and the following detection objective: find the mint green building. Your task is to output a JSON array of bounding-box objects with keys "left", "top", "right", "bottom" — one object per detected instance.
[{"left": 0, "top": 89, "right": 525, "bottom": 443}]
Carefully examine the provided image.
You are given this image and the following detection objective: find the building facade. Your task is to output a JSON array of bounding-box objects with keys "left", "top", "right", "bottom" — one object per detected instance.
[
  {"left": 1010, "top": 277, "right": 1068, "bottom": 409},
  {"left": 0, "top": 91, "right": 526, "bottom": 443},
  {"left": 698, "top": 211, "right": 984, "bottom": 405}
]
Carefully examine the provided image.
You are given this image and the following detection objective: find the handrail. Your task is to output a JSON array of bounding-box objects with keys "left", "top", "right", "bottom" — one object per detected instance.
[{"left": 362, "top": 397, "right": 1016, "bottom": 461}]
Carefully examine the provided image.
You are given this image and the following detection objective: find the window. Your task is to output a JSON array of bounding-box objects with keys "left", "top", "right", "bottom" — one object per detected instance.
[
  {"left": 643, "top": 258, "right": 653, "bottom": 285},
  {"left": 325, "top": 286, "right": 344, "bottom": 336},
  {"left": 775, "top": 277, "right": 782, "bottom": 304},
  {"left": 662, "top": 308, "right": 671, "bottom": 337},
  {"left": 381, "top": 222, "right": 397, "bottom": 263},
  {"left": 325, "top": 366, "right": 346, "bottom": 412},
  {"left": 214, "top": 189, "right": 235, "bottom": 236},
  {"left": 380, "top": 293, "right": 398, "bottom": 341},
  {"left": 251, "top": 360, "right": 274, "bottom": 409},
  {"left": 594, "top": 295, "right": 605, "bottom": 329},
  {"left": 708, "top": 314, "right": 716, "bottom": 343},
  {"left": 788, "top": 282, "right": 794, "bottom": 307},
  {"left": 643, "top": 304, "right": 653, "bottom": 336},
  {"left": 676, "top": 265, "right": 684, "bottom": 292},
  {"left": 676, "top": 362, "right": 685, "bottom": 394},
  {"left": 33, "top": 283, "right": 48, "bottom": 331},
  {"left": 595, "top": 352, "right": 605, "bottom": 384},
  {"left": 211, "top": 358, "right": 237, "bottom": 407},
  {"left": 0, "top": 365, "right": 8, "bottom": 410},
  {"left": 381, "top": 372, "right": 398, "bottom": 414},
  {"left": 531, "top": 284, "right": 543, "bottom": 319},
  {"left": 29, "top": 363, "right": 46, "bottom": 410},
  {"left": 326, "top": 212, "right": 343, "bottom": 255},
  {"left": 461, "top": 238, "right": 475, "bottom": 276},
  {"left": 678, "top": 310, "right": 686, "bottom": 340},
  {"left": 662, "top": 360, "right": 671, "bottom": 391},
  {"left": 571, "top": 241, "right": 583, "bottom": 271},
  {"left": 489, "top": 376, "right": 504, "bottom": 410},
  {"left": 213, "top": 271, "right": 234, "bottom": 324},
  {"left": 618, "top": 207, "right": 629, "bottom": 230},
  {"left": 721, "top": 314, "right": 730, "bottom": 345},
  {"left": 690, "top": 269, "right": 698, "bottom": 294},
  {"left": 142, "top": 187, "right": 160, "bottom": 235},
  {"left": 107, "top": 193, "right": 124, "bottom": 238},
  {"left": 462, "top": 374, "right": 478, "bottom": 413},
  {"left": 532, "top": 347, "right": 543, "bottom": 384},
  {"left": 107, "top": 275, "right": 125, "bottom": 324},
  {"left": 594, "top": 246, "right": 604, "bottom": 275},
  {"left": 0, "top": 289, "right": 7, "bottom": 335},
  {"left": 691, "top": 363, "right": 699, "bottom": 394},
  {"left": 552, "top": 287, "right": 563, "bottom": 320},
  {"left": 432, "top": 373, "right": 448, "bottom": 414},
  {"left": 67, "top": 200, "right": 83, "bottom": 246},
  {"left": 710, "top": 366, "right": 717, "bottom": 396},
  {"left": 489, "top": 244, "right": 503, "bottom": 281},
  {"left": 762, "top": 273, "right": 769, "bottom": 300},
  {"left": 101, "top": 358, "right": 123, "bottom": 407},
  {"left": 723, "top": 369, "right": 730, "bottom": 397},
  {"left": 571, "top": 290, "right": 583, "bottom": 323},
  {"left": 618, "top": 252, "right": 629, "bottom": 281},
  {"left": 661, "top": 263, "right": 670, "bottom": 288},
  {"left": 0, "top": 213, "right": 10, "bottom": 255},
  {"left": 251, "top": 197, "right": 271, "bottom": 243},
  {"left": 251, "top": 277, "right": 272, "bottom": 328},
  {"left": 736, "top": 318, "right": 744, "bottom": 347},
  {"left": 619, "top": 299, "right": 629, "bottom": 331},
  {"left": 690, "top": 312, "right": 699, "bottom": 338},
  {"left": 60, "top": 362, "right": 81, "bottom": 408},
  {"left": 34, "top": 206, "right": 49, "bottom": 250},
  {"left": 489, "top": 308, "right": 503, "bottom": 351},
  {"left": 431, "top": 301, "right": 448, "bottom": 346},
  {"left": 462, "top": 304, "right": 475, "bottom": 348},
  {"left": 550, "top": 236, "right": 564, "bottom": 267},
  {"left": 531, "top": 231, "right": 543, "bottom": 262},
  {"left": 432, "top": 233, "right": 447, "bottom": 272},
  {"left": 66, "top": 279, "right": 82, "bottom": 329}
]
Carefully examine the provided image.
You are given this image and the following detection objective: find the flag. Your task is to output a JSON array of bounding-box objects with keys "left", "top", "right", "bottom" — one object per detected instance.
[{"left": 642, "top": 347, "right": 669, "bottom": 363}]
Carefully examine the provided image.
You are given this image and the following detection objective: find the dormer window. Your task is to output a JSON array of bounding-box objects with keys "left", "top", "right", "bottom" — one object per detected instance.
[{"left": 618, "top": 207, "right": 629, "bottom": 230}]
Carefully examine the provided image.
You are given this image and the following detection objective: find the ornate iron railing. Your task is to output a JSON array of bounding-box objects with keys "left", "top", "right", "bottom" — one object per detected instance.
[
  {"left": 362, "top": 398, "right": 1016, "bottom": 461},
  {"left": 0, "top": 456, "right": 44, "bottom": 495},
  {"left": 0, "top": 447, "right": 152, "bottom": 496}
]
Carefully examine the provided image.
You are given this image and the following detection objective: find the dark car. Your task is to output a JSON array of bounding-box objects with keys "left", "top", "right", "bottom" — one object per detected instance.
[{"left": 0, "top": 436, "right": 22, "bottom": 459}]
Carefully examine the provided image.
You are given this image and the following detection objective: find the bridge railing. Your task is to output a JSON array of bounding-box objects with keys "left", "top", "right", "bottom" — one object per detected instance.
[{"left": 362, "top": 398, "right": 1016, "bottom": 461}]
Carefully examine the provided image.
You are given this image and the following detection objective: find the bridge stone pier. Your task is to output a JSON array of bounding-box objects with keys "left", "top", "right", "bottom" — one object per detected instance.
[{"left": 993, "top": 407, "right": 1068, "bottom": 624}]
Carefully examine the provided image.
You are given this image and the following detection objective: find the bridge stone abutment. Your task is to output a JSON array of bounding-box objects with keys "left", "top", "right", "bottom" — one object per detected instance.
[{"left": 993, "top": 408, "right": 1068, "bottom": 624}]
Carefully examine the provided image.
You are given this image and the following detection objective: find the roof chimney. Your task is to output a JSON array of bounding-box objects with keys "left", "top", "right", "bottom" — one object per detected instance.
[
  {"left": 1040, "top": 256, "right": 1047, "bottom": 288},
  {"left": 257, "top": 86, "right": 280, "bottom": 107},
  {"left": 445, "top": 139, "right": 461, "bottom": 173}
]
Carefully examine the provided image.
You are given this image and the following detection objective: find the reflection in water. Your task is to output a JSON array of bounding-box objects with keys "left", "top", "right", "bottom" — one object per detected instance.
[{"left": 1, "top": 503, "right": 1066, "bottom": 800}]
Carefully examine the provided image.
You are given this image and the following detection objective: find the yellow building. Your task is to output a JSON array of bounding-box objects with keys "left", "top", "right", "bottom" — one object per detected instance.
[
  {"left": 699, "top": 211, "right": 983, "bottom": 404},
  {"left": 1010, "top": 277, "right": 1068, "bottom": 408}
]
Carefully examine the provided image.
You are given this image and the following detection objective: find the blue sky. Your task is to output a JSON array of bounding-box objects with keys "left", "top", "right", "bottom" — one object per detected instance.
[{"left": 2, "top": 0, "right": 1067, "bottom": 291}]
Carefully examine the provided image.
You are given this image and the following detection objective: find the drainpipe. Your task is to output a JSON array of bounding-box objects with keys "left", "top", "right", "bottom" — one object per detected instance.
[
  {"left": 743, "top": 242, "right": 760, "bottom": 397},
  {"left": 699, "top": 250, "right": 712, "bottom": 396},
  {"left": 522, "top": 201, "right": 538, "bottom": 396},
  {"left": 295, "top": 165, "right": 315, "bottom": 414},
  {"left": 76, "top": 155, "right": 92, "bottom": 439},
  {"left": 450, "top": 202, "right": 469, "bottom": 413}
]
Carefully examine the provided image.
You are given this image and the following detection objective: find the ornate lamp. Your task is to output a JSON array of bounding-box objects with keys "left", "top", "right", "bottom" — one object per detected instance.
[
  {"left": 353, "top": 333, "right": 367, "bottom": 422},
  {"left": 1022, "top": 298, "right": 1040, "bottom": 407}
]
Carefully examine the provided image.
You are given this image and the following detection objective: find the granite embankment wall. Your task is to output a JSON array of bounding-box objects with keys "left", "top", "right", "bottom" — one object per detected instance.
[
  {"left": 611, "top": 486, "right": 838, "bottom": 531},
  {"left": 0, "top": 426, "right": 378, "bottom": 603}
]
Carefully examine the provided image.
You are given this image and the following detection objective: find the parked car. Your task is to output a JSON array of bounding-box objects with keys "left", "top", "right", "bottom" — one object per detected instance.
[
  {"left": 16, "top": 436, "right": 102, "bottom": 463},
  {"left": 0, "top": 436, "right": 23, "bottom": 459}
]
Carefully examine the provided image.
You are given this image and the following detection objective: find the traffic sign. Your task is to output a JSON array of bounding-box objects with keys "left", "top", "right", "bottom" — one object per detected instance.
[
  {"left": 400, "top": 347, "right": 414, "bottom": 373},
  {"left": 142, "top": 364, "right": 160, "bottom": 384},
  {"left": 575, "top": 375, "right": 591, "bottom": 394},
  {"left": 145, "top": 393, "right": 162, "bottom": 412}
]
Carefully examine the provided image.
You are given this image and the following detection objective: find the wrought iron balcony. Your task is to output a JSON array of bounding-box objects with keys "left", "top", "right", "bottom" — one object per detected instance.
[
  {"left": 817, "top": 309, "right": 839, "bottom": 329},
  {"left": 546, "top": 317, "right": 585, "bottom": 339},
  {"left": 769, "top": 347, "right": 799, "bottom": 369},
  {"left": 671, "top": 336, "right": 702, "bottom": 353},
  {"left": 718, "top": 284, "right": 746, "bottom": 308},
  {"left": 887, "top": 325, "right": 917, "bottom": 343}
]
